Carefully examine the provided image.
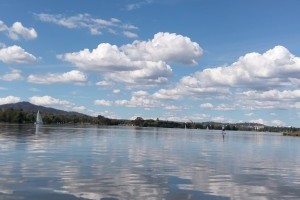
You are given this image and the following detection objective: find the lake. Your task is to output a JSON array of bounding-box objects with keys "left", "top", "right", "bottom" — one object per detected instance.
[{"left": 0, "top": 124, "right": 300, "bottom": 200}]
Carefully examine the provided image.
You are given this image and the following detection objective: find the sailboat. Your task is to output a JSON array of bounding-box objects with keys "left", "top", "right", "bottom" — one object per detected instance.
[{"left": 35, "top": 110, "right": 43, "bottom": 125}]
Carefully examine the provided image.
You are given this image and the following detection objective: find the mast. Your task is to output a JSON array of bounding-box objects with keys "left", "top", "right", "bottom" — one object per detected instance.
[{"left": 36, "top": 110, "right": 43, "bottom": 125}]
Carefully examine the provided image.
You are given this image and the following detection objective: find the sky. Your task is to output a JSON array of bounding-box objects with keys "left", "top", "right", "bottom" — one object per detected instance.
[{"left": 0, "top": 0, "right": 300, "bottom": 127}]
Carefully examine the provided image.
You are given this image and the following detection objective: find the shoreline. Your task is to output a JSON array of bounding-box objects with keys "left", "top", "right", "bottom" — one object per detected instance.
[{"left": 283, "top": 132, "right": 300, "bottom": 137}]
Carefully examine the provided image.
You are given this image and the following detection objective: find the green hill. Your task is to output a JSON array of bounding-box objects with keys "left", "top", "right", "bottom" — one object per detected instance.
[{"left": 0, "top": 101, "right": 94, "bottom": 124}]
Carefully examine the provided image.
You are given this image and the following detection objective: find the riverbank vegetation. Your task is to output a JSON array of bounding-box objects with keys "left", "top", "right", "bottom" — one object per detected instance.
[
  {"left": 1, "top": 107, "right": 299, "bottom": 133},
  {"left": 283, "top": 132, "right": 300, "bottom": 137}
]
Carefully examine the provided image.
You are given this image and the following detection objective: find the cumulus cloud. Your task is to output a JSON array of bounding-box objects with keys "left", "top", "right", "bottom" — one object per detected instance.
[
  {"left": 29, "top": 96, "right": 73, "bottom": 107},
  {"left": 35, "top": 13, "right": 137, "bottom": 38},
  {"left": 240, "top": 89, "right": 300, "bottom": 101},
  {"left": 0, "top": 45, "right": 37, "bottom": 64},
  {"left": 0, "top": 96, "right": 21, "bottom": 105},
  {"left": 164, "top": 105, "right": 184, "bottom": 111},
  {"left": 249, "top": 118, "right": 267, "bottom": 125},
  {"left": 0, "top": 20, "right": 37, "bottom": 40},
  {"left": 115, "top": 90, "right": 161, "bottom": 108},
  {"left": 0, "top": 21, "right": 7, "bottom": 31},
  {"left": 29, "top": 95, "right": 88, "bottom": 113},
  {"left": 58, "top": 43, "right": 139, "bottom": 71},
  {"left": 0, "top": 69, "right": 22, "bottom": 81},
  {"left": 113, "top": 89, "right": 120, "bottom": 94},
  {"left": 105, "top": 61, "right": 172, "bottom": 86},
  {"left": 200, "top": 103, "right": 214, "bottom": 109},
  {"left": 271, "top": 120, "right": 286, "bottom": 127},
  {"left": 160, "top": 113, "right": 210, "bottom": 122},
  {"left": 72, "top": 106, "right": 86, "bottom": 111},
  {"left": 59, "top": 32, "right": 202, "bottom": 86},
  {"left": 153, "top": 84, "right": 229, "bottom": 100},
  {"left": 153, "top": 88, "right": 182, "bottom": 100},
  {"left": 238, "top": 89, "right": 300, "bottom": 110},
  {"left": 27, "top": 70, "right": 87, "bottom": 84},
  {"left": 8, "top": 22, "right": 38, "bottom": 40},
  {"left": 180, "top": 46, "right": 300, "bottom": 90},
  {"left": 94, "top": 99, "right": 112, "bottom": 106},
  {"left": 112, "top": 90, "right": 183, "bottom": 111},
  {"left": 200, "top": 102, "right": 235, "bottom": 111},
  {"left": 121, "top": 32, "right": 203, "bottom": 65},
  {"left": 153, "top": 46, "right": 300, "bottom": 105},
  {"left": 211, "top": 116, "right": 225, "bottom": 123}
]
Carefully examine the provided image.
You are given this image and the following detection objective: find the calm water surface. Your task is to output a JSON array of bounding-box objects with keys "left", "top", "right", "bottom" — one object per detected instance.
[{"left": 0, "top": 124, "right": 300, "bottom": 200}]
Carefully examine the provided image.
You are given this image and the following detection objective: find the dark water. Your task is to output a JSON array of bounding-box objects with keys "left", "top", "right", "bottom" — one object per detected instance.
[{"left": 0, "top": 125, "right": 300, "bottom": 200}]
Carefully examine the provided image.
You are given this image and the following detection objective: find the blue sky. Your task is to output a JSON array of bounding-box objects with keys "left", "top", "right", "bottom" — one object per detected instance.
[{"left": 1, "top": 0, "right": 300, "bottom": 127}]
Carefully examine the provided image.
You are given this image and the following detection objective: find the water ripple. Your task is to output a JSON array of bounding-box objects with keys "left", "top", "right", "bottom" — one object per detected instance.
[{"left": 0, "top": 125, "right": 300, "bottom": 200}]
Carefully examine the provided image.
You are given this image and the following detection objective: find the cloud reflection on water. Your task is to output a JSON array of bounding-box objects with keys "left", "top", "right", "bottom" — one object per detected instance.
[{"left": 0, "top": 125, "right": 300, "bottom": 200}]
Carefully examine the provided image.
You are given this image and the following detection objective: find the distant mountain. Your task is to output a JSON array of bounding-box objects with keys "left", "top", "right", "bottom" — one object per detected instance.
[{"left": 0, "top": 101, "right": 88, "bottom": 117}]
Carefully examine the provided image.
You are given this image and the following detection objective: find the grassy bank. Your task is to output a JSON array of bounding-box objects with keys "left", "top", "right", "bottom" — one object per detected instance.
[{"left": 283, "top": 132, "right": 300, "bottom": 136}]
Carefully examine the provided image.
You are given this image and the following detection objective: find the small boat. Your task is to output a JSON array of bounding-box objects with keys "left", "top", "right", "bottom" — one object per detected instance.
[
  {"left": 221, "top": 126, "right": 226, "bottom": 134},
  {"left": 35, "top": 110, "right": 43, "bottom": 125}
]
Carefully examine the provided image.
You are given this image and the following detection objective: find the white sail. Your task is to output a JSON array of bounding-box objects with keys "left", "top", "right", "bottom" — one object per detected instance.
[{"left": 35, "top": 110, "right": 43, "bottom": 125}]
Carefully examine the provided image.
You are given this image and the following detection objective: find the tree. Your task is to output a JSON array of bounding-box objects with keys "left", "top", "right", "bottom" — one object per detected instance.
[{"left": 134, "top": 117, "right": 144, "bottom": 127}]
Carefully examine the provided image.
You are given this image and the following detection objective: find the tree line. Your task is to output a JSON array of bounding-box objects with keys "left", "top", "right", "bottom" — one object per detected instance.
[{"left": 0, "top": 108, "right": 299, "bottom": 133}]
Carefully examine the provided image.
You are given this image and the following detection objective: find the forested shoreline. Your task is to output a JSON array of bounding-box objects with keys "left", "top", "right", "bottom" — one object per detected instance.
[{"left": 1, "top": 108, "right": 299, "bottom": 134}]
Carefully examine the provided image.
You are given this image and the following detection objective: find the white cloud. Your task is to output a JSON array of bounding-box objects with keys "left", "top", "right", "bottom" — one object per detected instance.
[
  {"left": 72, "top": 106, "right": 86, "bottom": 111},
  {"left": 0, "top": 20, "right": 7, "bottom": 31},
  {"left": 153, "top": 84, "right": 229, "bottom": 100},
  {"left": 94, "top": 100, "right": 112, "bottom": 106},
  {"left": 0, "top": 69, "right": 22, "bottom": 81},
  {"left": 200, "top": 103, "right": 235, "bottom": 111},
  {"left": 200, "top": 103, "right": 214, "bottom": 109},
  {"left": 249, "top": 118, "right": 266, "bottom": 125},
  {"left": 211, "top": 116, "right": 225, "bottom": 123},
  {"left": 214, "top": 104, "right": 236, "bottom": 111},
  {"left": 115, "top": 90, "right": 161, "bottom": 108},
  {"left": 153, "top": 46, "right": 300, "bottom": 105},
  {"left": 8, "top": 22, "right": 37, "bottom": 40},
  {"left": 125, "top": 0, "right": 153, "bottom": 11},
  {"left": 121, "top": 32, "right": 203, "bottom": 65},
  {"left": 105, "top": 61, "right": 172, "bottom": 86},
  {"left": 271, "top": 120, "right": 286, "bottom": 127},
  {"left": 123, "top": 31, "right": 138, "bottom": 38},
  {"left": 96, "top": 81, "right": 111, "bottom": 86},
  {"left": 240, "top": 89, "right": 300, "bottom": 101},
  {"left": 29, "top": 96, "right": 73, "bottom": 107},
  {"left": 35, "top": 13, "right": 138, "bottom": 38},
  {"left": 113, "top": 89, "right": 120, "bottom": 94},
  {"left": 0, "top": 96, "right": 21, "bottom": 105},
  {"left": 59, "top": 43, "right": 139, "bottom": 71},
  {"left": 0, "top": 20, "right": 37, "bottom": 40},
  {"left": 29, "top": 95, "right": 88, "bottom": 114},
  {"left": 160, "top": 113, "right": 210, "bottom": 122},
  {"left": 59, "top": 32, "right": 202, "bottom": 86},
  {"left": 153, "top": 88, "right": 182, "bottom": 100},
  {"left": 183, "top": 46, "right": 300, "bottom": 90},
  {"left": 164, "top": 105, "right": 183, "bottom": 110},
  {"left": 238, "top": 89, "right": 300, "bottom": 110},
  {"left": 27, "top": 70, "right": 87, "bottom": 84},
  {"left": 0, "top": 45, "right": 37, "bottom": 64}
]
